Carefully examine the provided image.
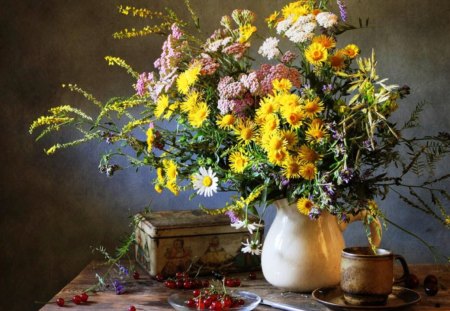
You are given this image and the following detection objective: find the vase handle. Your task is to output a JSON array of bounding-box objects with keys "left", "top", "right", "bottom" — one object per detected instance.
[{"left": 338, "top": 211, "right": 382, "bottom": 247}]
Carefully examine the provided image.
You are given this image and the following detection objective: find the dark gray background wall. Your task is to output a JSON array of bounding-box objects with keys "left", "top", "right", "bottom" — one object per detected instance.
[{"left": 1, "top": 1, "right": 449, "bottom": 310}]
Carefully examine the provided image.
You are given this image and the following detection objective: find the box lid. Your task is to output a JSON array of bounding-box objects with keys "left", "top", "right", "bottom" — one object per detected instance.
[{"left": 137, "top": 210, "right": 255, "bottom": 238}]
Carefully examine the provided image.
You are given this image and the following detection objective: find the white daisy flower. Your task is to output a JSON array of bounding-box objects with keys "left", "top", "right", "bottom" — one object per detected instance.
[
  {"left": 241, "top": 239, "right": 262, "bottom": 255},
  {"left": 258, "top": 37, "right": 280, "bottom": 60},
  {"left": 192, "top": 167, "right": 219, "bottom": 197},
  {"left": 316, "top": 12, "right": 338, "bottom": 29},
  {"left": 231, "top": 219, "right": 264, "bottom": 234}
]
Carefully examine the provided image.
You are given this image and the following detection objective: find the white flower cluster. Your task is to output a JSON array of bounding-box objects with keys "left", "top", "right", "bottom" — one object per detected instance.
[
  {"left": 258, "top": 37, "right": 280, "bottom": 60},
  {"left": 276, "top": 14, "right": 316, "bottom": 43},
  {"left": 316, "top": 12, "right": 338, "bottom": 29}
]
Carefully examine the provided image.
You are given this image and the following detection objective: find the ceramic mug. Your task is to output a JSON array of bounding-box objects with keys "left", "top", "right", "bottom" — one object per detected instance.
[{"left": 340, "top": 247, "right": 409, "bottom": 306}]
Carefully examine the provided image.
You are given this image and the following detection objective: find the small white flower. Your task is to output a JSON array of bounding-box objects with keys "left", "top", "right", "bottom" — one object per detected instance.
[
  {"left": 231, "top": 220, "right": 246, "bottom": 230},
  {"left": 258, "top": 37, "right": 280, "bottom": 60},
  {"left": 192, "top": 167, "right": 219, "bottom": 197},
  {"left": 241, "top": 239, "right": 262, "bottom": 255},
  {"left": 231, "top": 219, "right": 264, "bottom": 234},
  {"left": 276, "top": 17, "right": 293, "bottom": 34},
  {"left": 316, "top": 12, "right": 338, "bottom": 29}
]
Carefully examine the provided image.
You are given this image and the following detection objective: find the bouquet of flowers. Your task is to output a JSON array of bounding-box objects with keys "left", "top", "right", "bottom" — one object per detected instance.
[{"left": 30, "top": 0, "right": 449, "bottom": 255}]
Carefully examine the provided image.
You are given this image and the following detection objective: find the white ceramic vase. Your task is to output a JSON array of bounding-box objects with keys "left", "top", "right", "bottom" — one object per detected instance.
[{"left": 261, "top": 198, "right": 381, "bottom": 292}]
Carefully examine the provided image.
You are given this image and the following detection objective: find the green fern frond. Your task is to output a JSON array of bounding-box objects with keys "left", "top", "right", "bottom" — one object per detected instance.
[{"left": 402, "top": 101, "right": 426, "bottom": 129}]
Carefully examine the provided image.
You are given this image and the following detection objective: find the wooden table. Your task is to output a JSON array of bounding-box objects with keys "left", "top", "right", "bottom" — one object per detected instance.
[{"left": 40, "top": 261, "right": 449, "bottom": 310}]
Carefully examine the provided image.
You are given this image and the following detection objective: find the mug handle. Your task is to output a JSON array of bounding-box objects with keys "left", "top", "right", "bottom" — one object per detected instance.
[{"left": 393, "top": 254, "right": 410, "bottom": 284}]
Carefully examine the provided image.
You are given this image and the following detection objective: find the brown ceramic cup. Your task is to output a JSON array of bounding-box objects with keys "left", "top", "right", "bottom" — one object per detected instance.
[{"left": 340, "top": 247, "right": 409, "bottom": 306}]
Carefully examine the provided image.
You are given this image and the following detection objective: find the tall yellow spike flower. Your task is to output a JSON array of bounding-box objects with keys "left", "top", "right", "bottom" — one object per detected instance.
[
  {"left": 146, "top": 126, "right": 154, "bottom": 152},
  {"left": 305, "top": 42, "right": 328, "bottom": 66}
]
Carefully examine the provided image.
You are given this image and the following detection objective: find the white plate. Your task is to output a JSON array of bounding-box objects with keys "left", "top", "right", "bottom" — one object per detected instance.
[{"left": 168, "top": 290, "right": 261, "bottom": 311}]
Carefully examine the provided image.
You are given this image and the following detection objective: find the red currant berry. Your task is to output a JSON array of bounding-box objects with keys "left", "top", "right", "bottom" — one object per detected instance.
[
  {"left": 164, "top": 280, "right": 176, "bottom": 289},
  {"left": 202, "top": 280, "right": 210, "bottom": 288},
  {"left": 238, "top": 298, "right": 245, "bottom": 305},
  {"left": 56, "top": 298, "right": 65, "bottom": 307},
  {"left": 72, "top": 295, "right": 82, "bottom": 305},
  {"left": 225, "top": 278, "right": 234, "bottom": 287},
  {"left": 233, "top": 278, "right": 241, "bottom": 287},
  {"left": 175, "top": 272, "right": 187, "bottom": 279},
  {"left": 193, "top": 289, "right": 201, "bottom": 297},
  {"left": 79, "top": 292, "right": 88, "bottom": 302},
  {"left": 248, "top": 272, "right": 257, "bottom": 280},
  {"left": 155, "top": 273, "right": 165, "bottom": 282},
  {"left": 176, "top": 279, "right": 184, "bottom": 289},
  {"left": 405, "top": 273, "right": 420, "bottom": 289},
  {"left": 185, "top": 299, "right": 196, "bottom": 308},
  {"left": 183, "top": 279, "right": 193, "bottom": 289},
  {"left": 133, "top": 271, "right": 140, "bottom": 280},
  {"left": 210, "top": 301, "right": 223, "bottom": 310},
  {"left": 128, "top": 305, "right": 136, "bottom": 311}
]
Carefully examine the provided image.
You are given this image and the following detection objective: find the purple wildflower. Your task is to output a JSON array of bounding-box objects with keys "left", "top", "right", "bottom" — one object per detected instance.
[
  {"left": 322, "top": 84, "right": 333, "bottom": 93},
  {"left": 281, "top": 51, "right": 297, "bottom": 64},
  {"left": 118, "top": 264, "right": 129, "bottom": 276},
  {"left": 337, "top": 0, "right": 348, "bottom": 22},
  {"left": 113, "top": 280, "right": 125, "bottom": 295},
  {"left": 309, "top": 208, "right": 321, "bottom": 220},
  {"left": 339, "top": 168, "right": 354, "bottom": 184},
  {"left": 225, "top": 210, "right": 240, "bottom": 224},
  {"left": 363, "top": 139, "right": 375, "bottom": 151}
]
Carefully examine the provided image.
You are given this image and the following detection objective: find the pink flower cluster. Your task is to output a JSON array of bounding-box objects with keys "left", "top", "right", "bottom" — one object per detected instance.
[
  {"left": 254, "top": 63, "right": 301, "bottom": 95},
  {"left": 154, "top": 24, "right": 187, "bottom": 78}
]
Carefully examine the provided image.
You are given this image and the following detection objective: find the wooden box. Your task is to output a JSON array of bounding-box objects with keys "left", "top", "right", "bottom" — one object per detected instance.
[{"left": 135, "top": 210, "right": 261, "bottom": 277}]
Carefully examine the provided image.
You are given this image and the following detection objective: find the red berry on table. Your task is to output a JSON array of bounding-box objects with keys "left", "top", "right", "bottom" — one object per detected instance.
[
  {"left": 185, "top": 298, "right": 196, "bottom": 308},
  {"left": 155, "top": 273, "right": 165, "bottom": 282},
  {"left": 225, "top": 278, "right": 234, "bottom": 287},
  {"left": 80, "top": 292, "right": 89, "bottom": 302},
  {"left": 133, "top": 271, "right": 140, "bottom": 279},
  {"left": 248, "top": 272, "right": 257, "bottom": 280},
  {"left": 56, "top": 298, "right": 65, "bottom": 307},
  {"left": 202, "top": 280, "right": 210, "bottom": 288},
  {"left": 72, "top": 295, "right": 82, "bottom": 305},
  {"left": 193, "top": 289, "right": 201, "bottom": 297},
  {"left": 164, "top": 279, "right": 176, "bottom": 289},
  {"left": 233, "top": 278, "right": 241, "bottom": 287},
  {"left": 183, "top": 279, "right": 194, "bottom": 289},
  {"left": 405, "top": 273, "right": 420, "bottom": 289},
  {"left": 128, "top": 306, "right": 136, "bottom": 311},
  {"left": 176, "top": 279, "right": 184, "bottom": 289}
]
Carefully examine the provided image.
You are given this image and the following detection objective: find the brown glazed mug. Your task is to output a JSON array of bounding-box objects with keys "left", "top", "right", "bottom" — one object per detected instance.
[{"left": 340, "top": 247, "right": 409, "bottom": 306}]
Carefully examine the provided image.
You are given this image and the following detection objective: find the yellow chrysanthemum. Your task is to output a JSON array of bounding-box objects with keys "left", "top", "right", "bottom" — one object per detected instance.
[
  {"left": 268, "top": 149, "right": 288, "bottom": 166},
  {"left": 272, "top": 78, "right": 293, "bottom": 93},
  {"left": 299, "top": 162, "right": 317, "bottom": 180},
  {"left": 216, "top": 114, "right": 236, "bottom": 129},
  {"left": 154, "top": 184, "right": 163, "bottom": 194},
  {"left": 305, "top": 42, "right": 328, "bottom": 66},
  {"left": 163, "top": 159, "right": 178, "bottom": 182},
  {"left": 146, "top": 127, "right": 154, "bottom": 152},
  {"left": 266, "top": 133, "right": 287, "bottom": 153},
  {"left": 229, "top": 151, "right": 249, "bottom": 173},
  {"left": 312, "top": 35, "right": 336, "bottom": 50},
  {"left": 166, "top": 181, "right": 180, "bottom": 196},
  {"left": 306, "top": 122, "right": 327, "bottom": 142},
  {"left": 257, "top": 95, "right": 279, "bottom": 118},
  {"left": 234, "top": 119, "right": 256, "bottom": 145},
  {"left": 280, "top": 129, "right": 298, "bottom": 150},
  {"left": 298, "top": 144, "right": 320, "bottom": 163},
  {"left": 280, "top": 93, "right": 301, "bottom": 111},
  {"left": 281, "top": 106, "right": 304, "bottom": 129},
  {"left": 330, "top": 52, "right": 346, "bottom": 71},
  {"left": 181, "top": 91, "right": 201, "bottom": 113},
  {"left": 188, "top": 101, "right": 209, "bottom": 128},
  {"left": 260, "top": 113, "right": 280, "bottom": 133},
  {"left": 238, "top": 24, "right": 257, "bottom": 43},
  {"left": 164, "top": 102, "right": 180, "bottom": 119},
  {"left": 176, "top": 63, "right": 202, "bottom": 95},
  {"left": 154, "top": 94, "right": 169, "bottom": 119},
  {"left": 282, "top": 155, "right": 302, "bottom": 179},
  {"left": 281, "top": 2, "right": 310, "bottom": 20},
  {"left": 303, "top": 97, "right": 324, "bottom": 119},
  {"left": 342, "top": 44, "right": 360, "bottom": 59},
  {"left": 297, "top": 197, "right": 314, "bottom": 215}
]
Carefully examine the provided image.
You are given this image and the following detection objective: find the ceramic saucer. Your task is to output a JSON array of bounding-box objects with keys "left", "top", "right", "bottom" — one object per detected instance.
[{"left": 312, "top": 286, "right": 421, "bottom": 311}]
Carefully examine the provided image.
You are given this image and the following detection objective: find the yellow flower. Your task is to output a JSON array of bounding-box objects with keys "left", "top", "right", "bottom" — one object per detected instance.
[
  {"left": 303, "top": 97, "right": 324, "bottom": 119},
  {"left": 156, "top": 167, "right": 165, "bottom": 184},
  {"left": 154, "top": 94, "right": 169, "bottom": 119},
  {"left": 330, "top": 52, "right": 346, "bottom": 71},
  {"left": 342, "top": 44, "right": 360, "bottom": 59},
  {"left": 312, "top": 35, "right": 336, "bottom": 50},
  {"left": 216, "top": 114, "right": 235, "bottom": 129},
  {"left": 181, "top": 91, "right": 201, "bottom": 113},
  {"left": 298, "top": 144, "right": 320, "bottom": 163},
  {"left": 282, "top": 155, "right": 302, "bottom": 179},
  {"left": 146, "top": 127, "right": 154, "bottom": 152},
  {"left": 279, "top": 93, "right": 301, "bottom": 111},
  {"left": 166, "top": 181, "right": 180, "bottom": 196},
  {"left": 297, "top": 197, "right": 314, "bottom": 215},
  {"left": 229, "top": 151, "right": 249, "bottom": 173},
  {"left": 281, "top": 106, "right": 304, "bottom": 129},
  {"left": 188, "top": 101, "right": 209, "bottom": 128},
  {"left": 260, "top": 113, "right": 280, "bottom": 133},
  {"left": 268, "top": 149, "right": 288, "bottom": 166},
  {"left": 272, "top": 78, "right": 293, "bottom": 93},
  {"left": 266, "top": 11, "right": 280, "bottom": 27},
  {"left": 164, "top": 101, "right": 180, "bottom": 119},
  {"left": 280, "top": 129, "right": 298, "bottom": 150},
  {"left": 299, "top": 162, "right": 317, "bottom": 180},
  {"left": 234, "top": 119, "right": 256, "bottom": 145},
  {"left": 163, "top": 159, "right": 178, "bottom": 182},
  {"left": 177, "top": 63, "right": 202, "bottom": 95},
  {"left": 282, "top": 2, "right": 310, "bottom": 20},
  {"left": 154, "top": 184, "right": 163, "bottom": 193},
  {"left": 238, "top": 24, "right": 257, "bottom": 43},
  {"left": 305, "top": 42, "right": 328, "bottom": 66},
  {"left": 306, "top": 122, "right": 327, "bottom": 142},
  {"left": 257, "top": 95, "right": 279, "bottom": 118},
  {"left": 265, "top": 133, "right": 286, "bottom": 153}
]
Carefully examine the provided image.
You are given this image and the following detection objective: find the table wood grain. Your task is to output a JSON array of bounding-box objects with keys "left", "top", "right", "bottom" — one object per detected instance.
[{"left": 40, "top": 261, "right": 449, "bottom": 310}]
